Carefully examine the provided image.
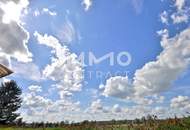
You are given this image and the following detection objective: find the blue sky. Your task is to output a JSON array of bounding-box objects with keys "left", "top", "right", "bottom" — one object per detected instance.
[{"left": 0, "top": 0, "right": 190, "bottom": 122}]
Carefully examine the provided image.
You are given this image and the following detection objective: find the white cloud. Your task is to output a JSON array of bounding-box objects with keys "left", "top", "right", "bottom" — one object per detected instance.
[
  {"left": 160, "top": 11, "right": 168, "bottom": 24},
  {"left": 175, "top": 0, "right": 185, "bottom": 11},
  {"left": 0, "top": 0, "right": 32, "bottom": 63},
  {"left": 0, "top": 53, "right": 10, "bottom": 66},
  {"left": 21, "top": 93, "right": 175, "bottom": 122},
  {"left": 21, "top": 86, "right": 81, "bottom": 122},
  {"left": 112, "top": 104, "right": 122, "bottom": 113},
  {"left": 0, "top": 21, "right": 32, "bottom": 62},
  {"left": 130, "top": 97, "right": 154, "bottom": 105},
  {"left": 33, "top": 9, "right": 40, "bottom": 17},
  {"left": 28, "top": 85, "right": 42, "bottom": 93},
  {"left": 34, "top": 31, "right": 84, "bottom": 99},
  {"left": 34, "top": 31, "right": 61, "bottom": 49},
  {"left": 0, "top": 0, "right": 34, "bottom": 82},
  {"left": 170, "top": 96, "right": 190, "bottom": 111},
  {"left": 131, "top": 95, "right": 164, "bottom": 105},
  {"left": 85, "top": 99, "right": 110, "bottom": 115},
  {"left": 34, "top": 18, "right": 76, "bottom": 45},
  {"left": 0, "top": 0, "right": 41, "bottom": 82},
  {"left": 159, "top": 0, "right": 189, "bottom": 25},
  {"left": 171, "top": 11, "right": 189, "bottom": 24},
  {"left": 85, "top": 88, "right": 99, "bottom": 99},
  {"left": 157, "top": 29, "right": 168, "bottom": 37},
  {"left": 171, "top": 0, "right": 189, "bottom": 24},
  {"left": 134, "top": 28, "right": 190, "bottom": 96},
  {"left": 11, "top": 61, "right": 42, "bottom": 81},
  {"left": 84, "top": 99, "right": 171, "bottom": 121},
  {"left": 33, "top": 8, "right": 57, "bottom": 17},
  {"left": 99, "top": 84, "right": 105, "bottom": 90},
  {"left": 103, "top": 76, "right": 133, "bottom": 99},
  {"left": 103, "top": 27, "right": 190, "bottom": 100},
  {"left": 56, "top": 19, "right": 76, "bottom": 44},
  {"left": 0, "top": 0, "right": 29, "bottom": 23},
  {"left": 90, "top": 99, "right": 103, "bottom": 111},
  {"left": 42, "top": 8, "right": 57, "bottom": 16},
  {"left": 42, "top": 50, "right": 84, "bottom": 97},
  {"left": 22, "top": 93, "right": 52, "bottom": 109},
  {"left": 82, "top": 0, "right": 92, "bottom": 11}
]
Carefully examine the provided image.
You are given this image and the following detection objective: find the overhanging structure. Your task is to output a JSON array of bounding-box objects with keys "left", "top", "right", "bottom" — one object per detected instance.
[{"left": 0, "top": 64, "right": 13, "bottom": 78}]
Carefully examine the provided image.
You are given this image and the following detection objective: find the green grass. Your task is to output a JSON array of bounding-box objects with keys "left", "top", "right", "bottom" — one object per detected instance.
[
  {"left": 1, "top": 118, "right": 190, "bottom": 130},
  {"left": 0, "top": 128, "right": 65, "bottom": 130},
  {"left": 0, "top": 127, "right": 133, "bottom": 130},
  {"left": 0, "top": 126, "right": 189, "bottom": 130}
]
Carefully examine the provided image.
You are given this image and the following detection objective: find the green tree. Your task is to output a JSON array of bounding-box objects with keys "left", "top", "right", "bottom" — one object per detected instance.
[{"left": 0, "top": 80, "right": 22, "bottom": 124}]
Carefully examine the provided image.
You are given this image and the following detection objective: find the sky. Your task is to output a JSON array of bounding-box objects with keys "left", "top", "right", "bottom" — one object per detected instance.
[{"left": 0, "top": 0, "right": 190, "bottom": 122}]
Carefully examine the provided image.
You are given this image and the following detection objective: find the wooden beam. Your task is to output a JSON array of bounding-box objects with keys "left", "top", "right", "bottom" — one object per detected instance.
[{"left": 0, "top": 64, "right": 13, "bottom": 78}]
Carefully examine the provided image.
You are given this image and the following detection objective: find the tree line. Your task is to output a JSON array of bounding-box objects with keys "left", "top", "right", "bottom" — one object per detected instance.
[{"left": 0, "top": 80, "right": 190, "bottom": 130}]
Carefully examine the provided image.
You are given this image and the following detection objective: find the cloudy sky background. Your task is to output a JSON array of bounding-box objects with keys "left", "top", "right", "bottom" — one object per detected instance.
[{"left": 0, "top": 0, "right": 190, "bottom": 122}]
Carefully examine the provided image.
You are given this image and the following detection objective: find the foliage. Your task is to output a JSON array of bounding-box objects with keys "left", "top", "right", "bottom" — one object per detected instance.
[
  {"left": 1, "top": 116, "right": 190, "bottom": 130},
  {"left": 0, "top": 80, "right": 22, "bottom": 124}
]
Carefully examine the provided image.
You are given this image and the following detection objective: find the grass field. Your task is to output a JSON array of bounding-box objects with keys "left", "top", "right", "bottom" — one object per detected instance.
[
  {"left": 0, "top": 124, "right": 189, "bottom": 130},
  {"left": 0, "top": 128, "right": 126, "bottom": 130},
  {"left": 0, "top": 116, "right": 190, "bottom": 130},
  {"left": 0, "top": 128, "right": 135, "bottom": 130},
  {"left": 0, "top": 128, "right": 65, "bottom": 130}
]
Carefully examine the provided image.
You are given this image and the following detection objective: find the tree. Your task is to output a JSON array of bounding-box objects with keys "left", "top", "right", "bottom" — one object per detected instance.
[{"left": 0, "top": 80, "right": 22, "bottom": 124}]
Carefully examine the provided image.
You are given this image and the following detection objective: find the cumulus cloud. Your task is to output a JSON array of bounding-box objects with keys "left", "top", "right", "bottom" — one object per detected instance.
[
  {"left": 133, "top": 28, "right": 190, "bottom": 96},
  {"left": 0, "top": 0, "right": 38, "bottom": 82},
  {"left": 0, "top": 0, "right": 29, "bottom": 23},
  {"left": 22, "top": 97, "right": 80, "bottom": 121},
  {"left": 21, "top": 93, "right": 171, "bottom": 122},
  {"left": 85, "top": 99, "right": 109, "bottom": 115},
  {"left": 129, "top": 95, "right": 164, "bottom": 105},
  {"left": 103, "top": 76, "right": 133, "bottom": 99},
  {"left": 89, "top": 99, "right": 104, "bottom": 112},
  {"left": 0, "top": 53, "right": 10, "bottom": 66},
  {"left": 82, "top": 0, "right": 92, "bottom": 11},
  {"left": 112, "top": 104, "right": 122, "bottom": 113},
  {"left": 103, "top": 27, "right": 190, "bottom": 101},
  {"left": 34, "top": 31, "right": 61, "bottom": 49},
  {"left": 22, "top": 93, "right": 52, "bottom": 109},
  {"left": 84, "top": 99, "right": 170, "bottom": 121},
  {"left": 170, "top": 96, "right": 190, "bottom": 111},
  {"left": 0, "top": 0, "right": 32, "bottom": 63},
  {"left": 21, "top": 86, "right": 81, "bottom": 122},
  {"left": 0, "top": 21, "right": 31, "bottom": 62},
  {"left": 34, "top": 31, "right": 84, "bottom": 99}
]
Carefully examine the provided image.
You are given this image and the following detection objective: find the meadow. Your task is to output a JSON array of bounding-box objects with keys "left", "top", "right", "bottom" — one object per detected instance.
[{"left": 1, "top": 116, "right": 190, "bottom": 130}]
